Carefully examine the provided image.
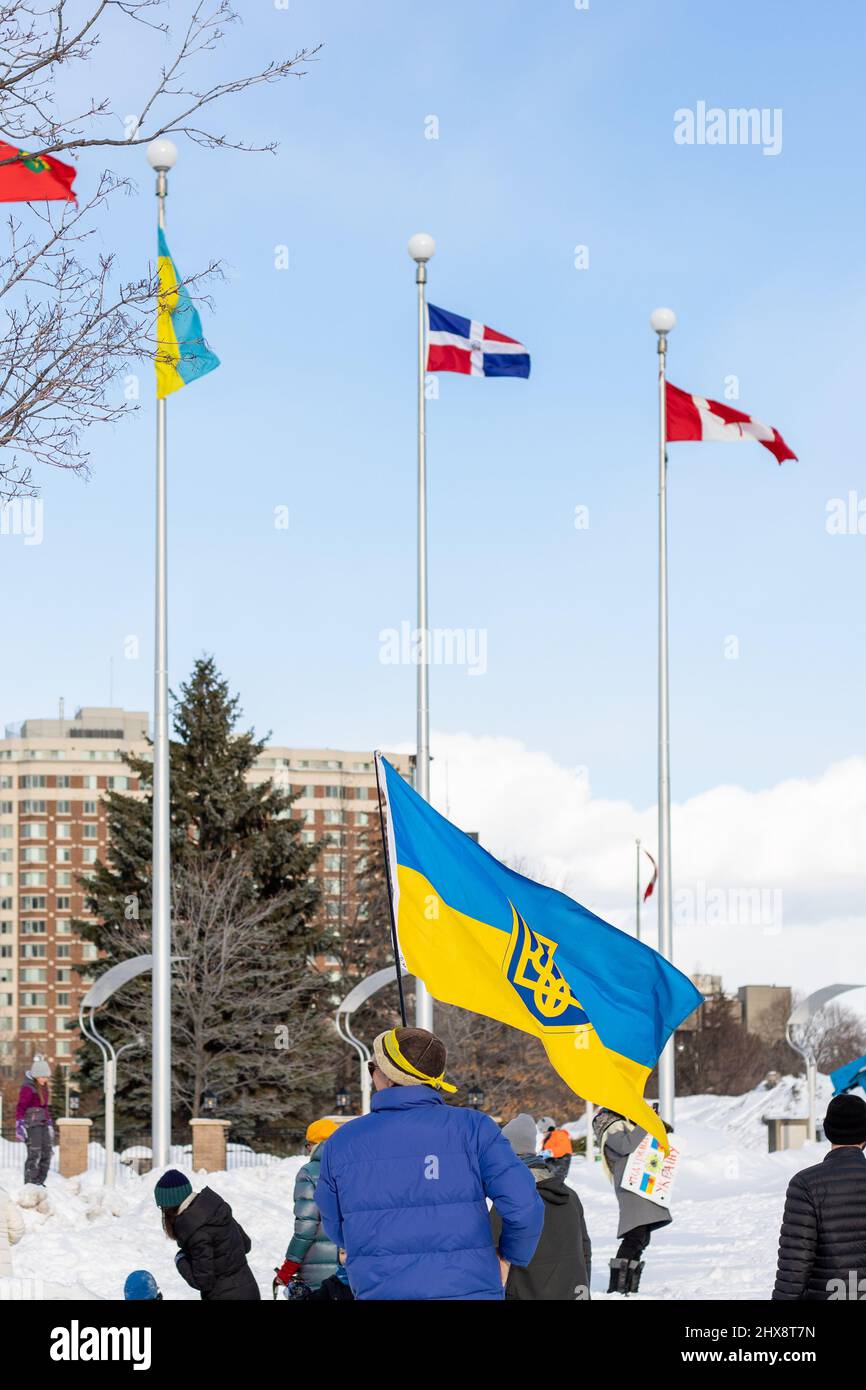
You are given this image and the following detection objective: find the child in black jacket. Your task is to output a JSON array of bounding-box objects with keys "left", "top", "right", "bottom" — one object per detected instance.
[{"left": 155, "top": 1170, "right": 261, "bottom": 1301}]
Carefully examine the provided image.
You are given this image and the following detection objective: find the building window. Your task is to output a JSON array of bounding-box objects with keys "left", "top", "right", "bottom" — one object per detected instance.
[
  {"left": 82, "top": 825, "right": 98, "bottom": 840},
  {"left": 56, "top": 823, "right": 72, "bottom": 840},
  {"left": 0, "top": 874, "right": 13, "bottom": 887},
  {"left": 21, "top": 847, "right": 47, "bottom": 863},
  {"left": 56, "top": 968, "right": 71, "bottom": 983},
  {"left": 21, "top": 1016, "right": 46, "bottom": 1031},
  {"left": 56, "top": 945, "right": 71, "bottom": 959},
  {"left": 324, "top": 877, "right": 340, "bottom": 895},
  {"left": 0, "top": 802, "right": 12, "bottom": 815},
  {"left": 56, "top": 1040, "right": 72, "bottom": 1056},
  {"left": 20, "top": 992, "right": 46, "bottom": 1007},
  {"left": 0, "top": 825, "right": 11, "bottom": 839},
  {"left": 56, "top": 849, "right": 72, "bottom": 864},
  {"left": 106, "top": 776, "right": 128, "bottom": 790},
  {"left": 21, "top": 921, "right": 46, "bottom": 935},
  {"left": 56, "top": 801, "right": 71, "bottom": 815},
  {"left": 20, "top": 943, "right": 46, "bottom": 958},
  {"left": 19, "top": 776, "right": 47, "bottom": 789},
  {"left": 355, "top": 812, "right": 370, "bottom": 826},
  {"left": 0, "top": 945, "right": 12, "bottom": 958},
  {"left": 55, "top": 872, "right": 71, "bottom": 887},
  {"left": 81, "top": 944, "right": 98, "bottom": 960},
  {"left": 83, "top": 776, "right": 98, "bottom": 789},
  {"left": 0, "top": 921, "right": 12, "bottom": 935},
  {"left": 56, "top": 920, "right": 72, "bottom": 935},
  {"left": 83, "top": 801, "right": 97, "bottom": 816},
  {"left": 20, "top": 896, "right": 45, "bottom": 911},
  {"left": 82, "top": 848, "right": 97, "bottom": 864},
  {"left": 0, "top": 898, "right": 12, "bottom": 911},
  {"left": 56, "top": 776, "right": 71, "bottom": 789},
  {"left": 20, "top": 823, "right": 47, "bottom": 840},
  {"left": 20, "top": 968, "right": 47, "bottom": 983},
  {"left": 21, "top": 872, "right": 47, "bottom": 886},
  {"left": 323, "top": 811, "right": 341, "bottom": 825},
  {"left": 56, "top": 993, "right": 70, "bottom": 1008},
  {"left": 21, "top": 800, "right": 47, "bottom": 814}
]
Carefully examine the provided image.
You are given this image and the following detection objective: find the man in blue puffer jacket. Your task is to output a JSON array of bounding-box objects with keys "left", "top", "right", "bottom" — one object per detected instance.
[{"left": 315, "top": 1026, "right": 544, "bottom": 1300}]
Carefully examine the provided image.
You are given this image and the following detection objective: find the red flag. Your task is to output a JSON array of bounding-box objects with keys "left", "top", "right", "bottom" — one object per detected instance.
[
  {"left": 0, "top": 142, "right": 76, "bottom": 204},
  {"left": 643, "top": 850, "right": 658, "bottom": 903},
  {"left": 666, "top": 381, "right": 796, "bottom": 465}
]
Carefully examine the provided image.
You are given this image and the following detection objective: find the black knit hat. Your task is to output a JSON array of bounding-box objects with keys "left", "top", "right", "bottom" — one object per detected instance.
[
  {"left": 154, "top": 1168, "right": 193, "bottom": 1209},
  {"left": 824, "top": 1093, "right": 866, "bottom": 1145}
]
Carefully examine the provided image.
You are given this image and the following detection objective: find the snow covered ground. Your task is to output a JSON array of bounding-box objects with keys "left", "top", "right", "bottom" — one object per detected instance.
[{"left": 0, "top": 1077, "right": 845, "bottom": 1301}]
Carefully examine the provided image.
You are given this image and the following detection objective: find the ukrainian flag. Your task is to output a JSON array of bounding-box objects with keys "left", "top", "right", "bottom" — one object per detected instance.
[
  {"left": 377, "top": 755, "right": 702, "bottom": 1148},
  {"left": 156, "top": 228, "right": 220, "bottom": 398}
]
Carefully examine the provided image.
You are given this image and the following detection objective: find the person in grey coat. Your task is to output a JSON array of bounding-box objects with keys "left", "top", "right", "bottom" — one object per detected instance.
[
  {"left": 593, "top": 1107, "right": 672, "bottom": 1296},
  {"left": 273, "top": 1118, "right": 342, "bottom": 1294}
]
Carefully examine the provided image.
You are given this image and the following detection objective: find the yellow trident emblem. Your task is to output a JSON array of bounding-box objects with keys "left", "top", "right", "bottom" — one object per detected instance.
[{"left": 504, "top": 904, "right": 589, "bottom": 1029}]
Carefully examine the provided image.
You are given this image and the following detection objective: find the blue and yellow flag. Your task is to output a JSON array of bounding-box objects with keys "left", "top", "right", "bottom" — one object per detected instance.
[
  {"left": 377, "top": 755, "right": 702, "bottom": 1147},
  {"left": 156, "top": 228, "right": 220, "bottom": 398}
]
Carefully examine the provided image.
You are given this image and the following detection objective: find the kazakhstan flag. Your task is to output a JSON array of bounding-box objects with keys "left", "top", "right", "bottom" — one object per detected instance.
[
  {"left": 377, "top": 755, "right": 702, "bottom": 1148},
  {"left": 156, "top": 228, "right": 220, "bottom": 398}
]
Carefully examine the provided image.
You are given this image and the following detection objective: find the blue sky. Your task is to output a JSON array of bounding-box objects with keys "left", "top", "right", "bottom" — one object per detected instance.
[{"left": 4, "top": 0, "right": 866, "bottom": 814}]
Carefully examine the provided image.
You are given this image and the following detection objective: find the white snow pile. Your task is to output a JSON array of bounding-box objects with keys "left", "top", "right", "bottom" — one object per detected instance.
[{"left": 0, "top": 1077, "right": 845, "bottom": 1301}]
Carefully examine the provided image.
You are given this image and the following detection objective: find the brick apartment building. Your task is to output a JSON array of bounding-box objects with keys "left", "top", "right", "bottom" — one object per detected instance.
[{"left": 0, "top": 705, "right": 412, "bottom": 1100}]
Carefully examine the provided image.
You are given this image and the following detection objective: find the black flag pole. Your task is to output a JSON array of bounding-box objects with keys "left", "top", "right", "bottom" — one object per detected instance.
[{"left": 374, "top": 751, "right": 408, "bottom": 1027}]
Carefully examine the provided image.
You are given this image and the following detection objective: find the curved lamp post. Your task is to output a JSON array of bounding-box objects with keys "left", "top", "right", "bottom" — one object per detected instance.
[
  {"left": 335, "top": 964, "right": 409, "bottom": 1115},
  {"left": 79, "top": 953, "right": 183, "bottom": 1186},
  {"left": 786, "top": 983, "right": 865, "bottom": 1142}
]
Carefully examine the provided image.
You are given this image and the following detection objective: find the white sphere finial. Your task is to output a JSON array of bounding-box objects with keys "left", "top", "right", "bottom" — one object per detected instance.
[
  {"left": 650, "top": 307, "right": 676, "bottom": 334},
  {"left": 147, "top": 137, "right": 178, "bottom": 172},
  {"left": 407, "top": 232, "right": 436, "bottom": 263}
]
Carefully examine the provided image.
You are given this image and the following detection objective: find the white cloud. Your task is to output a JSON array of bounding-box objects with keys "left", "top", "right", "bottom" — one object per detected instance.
[{"left": 415, "top": 732, "right": 866, "bottom": 1006}]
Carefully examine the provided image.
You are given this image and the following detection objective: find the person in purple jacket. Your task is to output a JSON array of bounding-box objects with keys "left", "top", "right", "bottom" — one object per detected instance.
[
  {"left": 315, "top": 1026, "right": 544, "bottom": 1301},
  {"left": 15, "top": 1057, "right": 54, "bottom": 1186}
]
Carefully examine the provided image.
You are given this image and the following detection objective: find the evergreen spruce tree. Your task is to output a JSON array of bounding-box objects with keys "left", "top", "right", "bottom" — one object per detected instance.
[{"left": 76, "top": 657, "right": 335, "bottom": 1145}]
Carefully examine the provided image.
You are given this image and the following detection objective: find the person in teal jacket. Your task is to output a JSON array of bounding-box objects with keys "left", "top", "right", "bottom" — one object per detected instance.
[{"left": 273, "top": 1117, "right": 344, "bottom": 1294}]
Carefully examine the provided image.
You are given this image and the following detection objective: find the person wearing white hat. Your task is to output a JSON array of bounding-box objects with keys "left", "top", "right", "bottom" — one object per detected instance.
[{"left": 15, "top": 1056, "right": 55, "bottom": 1187}]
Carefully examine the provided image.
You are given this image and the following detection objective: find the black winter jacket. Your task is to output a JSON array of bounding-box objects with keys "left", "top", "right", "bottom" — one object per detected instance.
[
  {"left": 491, "top": 1160, "right": 592, "bottom": 1301},
  {"left": 173, "top": 1186, "right": 261, "bottom": 1302},
  {"left": 772, "top": 1147, "right": 866, "bottom": 1300}
]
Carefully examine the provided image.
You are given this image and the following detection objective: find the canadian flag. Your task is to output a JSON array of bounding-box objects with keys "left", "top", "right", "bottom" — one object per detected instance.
[{"left": 666, "top": 382, "right": 796, "bottom": 465}]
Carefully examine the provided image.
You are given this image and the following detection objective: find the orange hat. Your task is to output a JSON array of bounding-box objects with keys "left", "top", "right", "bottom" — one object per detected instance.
[{"left": 305, "top": 1117, "right": 343, "bottom": 1145}]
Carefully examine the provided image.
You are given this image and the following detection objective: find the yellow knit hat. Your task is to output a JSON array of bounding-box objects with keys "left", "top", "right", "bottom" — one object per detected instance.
[{"left": 305, "top": 1117, "right": 343, "bottom": 1145}]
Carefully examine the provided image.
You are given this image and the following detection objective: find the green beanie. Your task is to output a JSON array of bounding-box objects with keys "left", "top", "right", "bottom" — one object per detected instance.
[{"left": 154, "top": 1169, "right": 192, "bottom": 1209}]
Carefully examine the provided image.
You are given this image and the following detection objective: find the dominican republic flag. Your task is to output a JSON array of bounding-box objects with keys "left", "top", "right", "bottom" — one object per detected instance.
[
  {"left": 427, "top": 304, "right": 530, "bottom": 378},
  {"left": 666, "top": 382, "right": 796, "bottom": 465}
]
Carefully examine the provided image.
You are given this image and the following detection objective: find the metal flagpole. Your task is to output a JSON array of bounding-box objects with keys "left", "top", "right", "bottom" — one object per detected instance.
[
  {"left": 635, "top": 837, "right": 641, "bottom": 943},
  {"left": 148, "top": 137, "right": 179, "bottom": 1168},
  {"left": 651, "top": 307, "right": 676, "bottom": 1124},
  {"left": 407, "top": 233, "right": 436, "bottom": 1033}
]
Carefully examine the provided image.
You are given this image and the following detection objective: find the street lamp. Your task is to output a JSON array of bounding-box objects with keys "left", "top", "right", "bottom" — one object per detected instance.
[
  {"left": 335, "top": 964, "right": 409, "bottom": 1115},
  {"left": 335, "top": 1088, "right": 349, "bottom": 1114},
  {"left": 467, "top": 1084, "right": 484, "bottom": 1111},
  {"left": 79, "top": 954, "right": 182, "bottom": 1187},
  {"left": 201, "top": 1088, "right": 218, "bottom": 1115},
  {"left": 786, "top": 983, "right": 865, "bottom": 1142}
]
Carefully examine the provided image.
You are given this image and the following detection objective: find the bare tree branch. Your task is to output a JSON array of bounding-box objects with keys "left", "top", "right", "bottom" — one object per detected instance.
[{"left": 0, "top": 2, "right": 319, "bottom": 497}]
